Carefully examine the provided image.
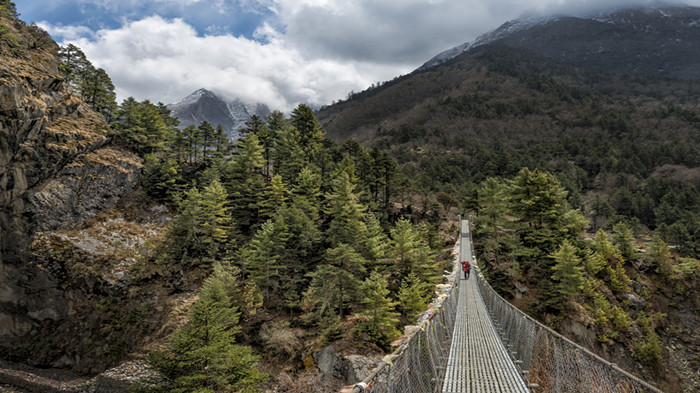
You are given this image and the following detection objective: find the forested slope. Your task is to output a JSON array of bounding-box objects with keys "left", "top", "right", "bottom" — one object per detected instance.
[
  {"left": 318, "top": 44, "right": 700, "bottom": 393},
  {"left": 1, "top": 3, "right": 457, "bottom": 391},
  {"left": 318, "top": 46, "right": 700, "bottom": 257}
]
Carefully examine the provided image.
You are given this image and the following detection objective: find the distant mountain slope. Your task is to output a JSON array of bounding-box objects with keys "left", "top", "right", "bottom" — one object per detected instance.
[
  {"left": 319, "top": 6, "right": 700, "bottom": 147},
  {"left": 167, "top": 89, "right": 270, "bottom": 139},
  {"left": 420, "top": 6, "right": 700, "bottom": 80},
  {"left": 319, "top": 45, "right": 699, "bottom": 149},
  {"left": 317, "top": 10, "right": 700, "bottom": 391}
]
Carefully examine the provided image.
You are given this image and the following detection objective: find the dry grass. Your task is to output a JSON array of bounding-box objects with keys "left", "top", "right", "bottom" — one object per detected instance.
[
  {"left": 263, "top": 369, "right": 343, "bottom": 393},
  {"left": 74, "top": 147, "right": 143, "bottom": 173}
]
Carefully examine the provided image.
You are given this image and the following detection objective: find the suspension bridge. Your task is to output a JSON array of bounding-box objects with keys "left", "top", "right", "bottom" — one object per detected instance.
[{"left": 348, "top": 219, "right": 664, "bottom": 393}]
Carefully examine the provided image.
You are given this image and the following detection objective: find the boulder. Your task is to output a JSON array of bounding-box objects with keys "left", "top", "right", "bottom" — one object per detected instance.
[{"left": 313, "top": 345, "right": 379, "bottom": 385}]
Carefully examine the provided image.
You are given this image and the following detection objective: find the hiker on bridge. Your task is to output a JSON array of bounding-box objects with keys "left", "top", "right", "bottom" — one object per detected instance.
[{"left": 461, "top": 260, "right": 471, "bottom": 279}]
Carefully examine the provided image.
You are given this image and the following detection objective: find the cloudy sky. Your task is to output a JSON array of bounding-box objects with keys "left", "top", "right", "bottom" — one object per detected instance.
[{"left": 15, "top": 0, "right": 699, "bottom": 111}]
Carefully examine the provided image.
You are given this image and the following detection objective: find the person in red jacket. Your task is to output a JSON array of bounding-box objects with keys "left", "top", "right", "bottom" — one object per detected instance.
[{"left": 461, "top": 260, "right": 471, "bottom": 279}]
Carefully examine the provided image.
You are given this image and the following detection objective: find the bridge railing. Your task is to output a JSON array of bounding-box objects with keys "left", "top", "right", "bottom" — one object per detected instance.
[
  {"left": 471, "top": 241, "right": 664, "bottom": 391},
  {"left": 347, "top": 219, "right": 664, "bottom": 393},
  {"left": 349, "top": 268, "right": 460, "bottom": 393}
]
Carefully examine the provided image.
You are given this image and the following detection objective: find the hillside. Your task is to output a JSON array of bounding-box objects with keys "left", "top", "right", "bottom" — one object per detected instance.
[
  {"left": 318, "top": 44, "right": 700, "bottom": 218},
  {"left": 422, "top": 6, "right": 700, "bottom": 81},
  {"left": 317, "top": 8, "right": 700, "bottom": 392},
  {"left": 0, "top": 4, "right": 458, "bottom": 392},
  {"left": 2, "top": 2, "right": 699, "bottom": 392}
]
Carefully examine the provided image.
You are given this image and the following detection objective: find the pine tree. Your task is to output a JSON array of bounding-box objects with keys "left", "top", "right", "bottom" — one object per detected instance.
[
  {"left": 159, "top": 179, "right": 231, "bottom": 264},
  {"left": 550, "top": 240, "right": 584, "bottom": 301},
  {"left": 259, "top": 174, "right": 288, "bottom": 220},
  {"left": 508, "top": 168, "right": 570, "bottom": 269},
  {"left": 58, "top": 44, "right": 91, "bottom": 92},
  {"left": 390, "top": 219, "right": 437, "bottom": 285},
  {"left": 303, "top": 244, "right": 366, "bottom": 320},
  {"left": 370, "top": 148, "right": 397, "bottom": 212},
  {"left": 141, "top": 153, "right": 184, "bottom": 203},
  {"left": 592, "top": 229, "right": 617, "bottom": 262},
  {"left": 80, "top": 67, "right": 117, "bottom": 122},
  {"left": 584, "top": 248, "right": 607, "bottom": 276},
  {"left": 648, "top": 233, "right": 672, "bottom": 276},
  {"left": 226, "top": 132, "right": 266, "bottom": 234},
  {"left": 397, "top": 272, "right": 428, "bottom": 322},
  {"left": 147, "top": 278, "right": 268, "bottom": 392},
  {"left": 325, "top": 171, "right": 366, "bottom": 249},
  {"left": 213, "top": 125, "right": 230, "bottom": 158},
  {"left": 57, "top": 44, "right": 120, "bottom": 121},
  {"left": 114, "top": 98, "right": 173, "bottom": 155},
  {"left": 245, "top": 115, "right": 273, "bottom": 176},
  {"left": 273, "top": 203, "right": 323, "bottom": 310},
  {"left": 291, "top": 165, "right": 322, "bottom": 222},
  {"left": 0, "top": 1, "right": 19, "bottom": 20},
  {"left": 198, "top": 121, "right": 216, "bottom": 160},
  {"left": 272, "top": 122, "right": 306, "bottom": 184},
  {"left": 240, "top": 114, "right": 266, "bottom": 138},
  {"left": 607, "top": 260, "right": 631, "bottom": 293},
  {"left": 358, "top": 270, "right": 400, "bottom": 346},
  {"left": 613, "top": 221, "right": 638, "bottom": 263},
  {"left": 291, "top": 103, "right": 324, "bottom": 159},
  {"left": 241, "top": 220, "right": 284, "bottom": 303},
  {"left": 199, "top": 180, "right": 232, "bottom": 256},
  {"left": 180, "top": 125, "right": 201, "bottom": 162},
  {"left": 362, "top": 213, "right": 390, "bottom": 272},
  {"left": 475, "top": 177, "right": 518, "bottom": 280}
]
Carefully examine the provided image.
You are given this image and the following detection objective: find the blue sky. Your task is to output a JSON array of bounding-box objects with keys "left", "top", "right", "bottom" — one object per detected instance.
[
  {"left": 14, "top": 0, "right": 700, "bottom": 110},
  {"left": 18, "top": 0, "right": 274, "bottom": 39}
]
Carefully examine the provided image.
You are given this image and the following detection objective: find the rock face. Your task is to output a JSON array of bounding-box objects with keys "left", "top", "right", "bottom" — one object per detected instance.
[
  {"left": 313, "top": 345, "right": 378, "bottom": 385},
  {"left": 0, "top": 17, "right": 143, "bottom": 370}
]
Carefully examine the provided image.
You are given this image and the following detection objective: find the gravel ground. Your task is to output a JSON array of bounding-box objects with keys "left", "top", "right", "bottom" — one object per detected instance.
[
  {"left": 0, "top": 360, "right": 159, "bottom": 393},
  {"left": 0, "top": 383, "right": 28, "bottom": 393}
]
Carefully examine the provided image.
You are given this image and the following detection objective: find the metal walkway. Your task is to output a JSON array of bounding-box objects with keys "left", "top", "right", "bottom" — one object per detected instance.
[{"left": 442, "top": 220, "right": 529, "bottom": 393}]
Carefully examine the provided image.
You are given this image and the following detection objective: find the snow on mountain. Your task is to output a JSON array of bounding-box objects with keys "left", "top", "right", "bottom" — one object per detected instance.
[
  {"left": 167, "top": 89, "right": 270, "bottom": 140},
  {"left": 168, "top": 88, "right": 208, "bottom": 111},
  {"left": 417, "top": 5, "right": 700, "bottom": 72},
  {"left": 418, "top": 16, "right": 555, "bottom": 71}
]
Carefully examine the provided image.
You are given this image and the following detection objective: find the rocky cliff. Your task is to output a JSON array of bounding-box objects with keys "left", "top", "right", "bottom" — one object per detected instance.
[{"left": 0, "top": 10, "right": 169, "bottom": 373}]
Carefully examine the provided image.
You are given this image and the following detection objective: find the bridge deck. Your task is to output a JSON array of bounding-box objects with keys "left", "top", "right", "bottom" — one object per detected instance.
[{"left": 442, "top": 220, "right": 529, "bottom": 393}]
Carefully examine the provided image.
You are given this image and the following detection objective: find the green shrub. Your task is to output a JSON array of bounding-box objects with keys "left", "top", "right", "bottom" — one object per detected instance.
[
  {"left": 634, "top": 312, "right": 663, "bottom": 367},
  {"left": 0, "top": 24, "right": 23, "bottom": 54}
]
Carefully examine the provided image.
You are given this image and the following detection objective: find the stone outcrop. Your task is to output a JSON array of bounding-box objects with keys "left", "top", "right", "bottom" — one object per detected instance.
[
  {"left": 0, "top": 17, "right": 144, "bottom": 371},
  {"left": 313, "top": 344, "right": 378, "bottom": 385}
]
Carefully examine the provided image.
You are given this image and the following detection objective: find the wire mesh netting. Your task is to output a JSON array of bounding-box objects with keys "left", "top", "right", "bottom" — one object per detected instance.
[
  {"left": 355, "top": 282, "right": 459, "bottom": 393},
  {"left": 477, "top": 272, "right": 664, "bottom": 393},
  {"left": 348, "top": 220, "right": 664, "bottom": 393}
]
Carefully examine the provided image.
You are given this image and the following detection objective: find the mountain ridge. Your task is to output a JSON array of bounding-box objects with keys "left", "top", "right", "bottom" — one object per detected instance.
[
  {"left": 167, "top": 88, "right": 270, "bottom": 139},
  {"left": 418, "top": 5, "right": 700, "bottom": 80}
]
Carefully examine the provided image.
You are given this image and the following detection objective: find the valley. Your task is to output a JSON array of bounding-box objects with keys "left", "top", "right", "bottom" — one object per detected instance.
[{"left": 1, "top": 2, "right": 699, "bottom": 392}]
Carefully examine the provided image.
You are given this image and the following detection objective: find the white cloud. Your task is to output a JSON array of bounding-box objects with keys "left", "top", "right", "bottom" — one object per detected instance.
[
  {"left": 66, "top": 16, "right": 401, "bottom": 111},
  {"left": 46, "top": 0, "right": 700, "bottom": 111},
  {"left": 39, "top": 22, "right": 95, "bottom": 41}
]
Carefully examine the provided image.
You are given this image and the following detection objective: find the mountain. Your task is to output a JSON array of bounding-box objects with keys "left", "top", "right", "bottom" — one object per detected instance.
[
  {"left": 167, "top": 88, "right": 270, "bottom": 139},
  {"left": 319, "top": 5, "right": 700, "bottom": 144},
  {"left": 315, "top": 7, "right": 700, "bottom": 391},
  {"left": 420, "top": 6, "right": 700, "bottom": 80}
]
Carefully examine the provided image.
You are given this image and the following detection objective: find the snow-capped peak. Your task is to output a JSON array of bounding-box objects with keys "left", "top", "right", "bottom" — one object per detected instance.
[
  {"left": 168, "top": 88, "right": 211, "bottom": 110},
  {"left": 417, "top": 15, "right": 557, "bottom": 71},
  {"left": 417, "top": 5, "right": 700, "bottom": 72}
]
